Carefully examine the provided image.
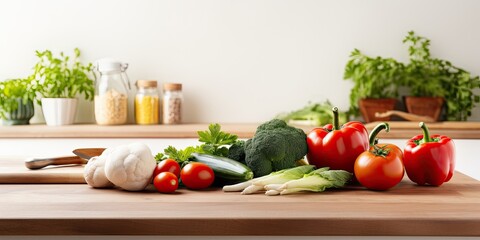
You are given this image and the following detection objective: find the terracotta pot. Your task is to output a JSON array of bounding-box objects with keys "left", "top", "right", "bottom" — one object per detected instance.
[
  {"left": 358, "top": 98, "right": 397, "bottom": 123},
  {"left": 404, "top": 96, "right": 444, "bottom": 121}
]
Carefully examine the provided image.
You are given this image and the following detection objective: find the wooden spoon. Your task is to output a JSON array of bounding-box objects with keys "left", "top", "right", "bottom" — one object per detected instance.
[
  {"left": 375, "top": 110, "right": 435, "bottom": 123},
  {"left": 25, "top": 148, "right": 106, "bottom": 170}
]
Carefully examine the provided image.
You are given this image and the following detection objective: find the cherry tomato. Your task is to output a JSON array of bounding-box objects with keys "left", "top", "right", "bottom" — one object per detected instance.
[
  {"left": 153, "top": 159, "right": 181, "bottom": 178},
  {"left": 180, "top": 162, "right": 214, "bottom": 190},
  {"left": 153, "top": 172, "right": 179, "bottom": 193},
  {"left": 354, "top": 143, "right": 405, "bottom": 191}
]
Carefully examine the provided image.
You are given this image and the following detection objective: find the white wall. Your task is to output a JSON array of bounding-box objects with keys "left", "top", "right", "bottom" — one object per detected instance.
[{"left": 1, "top": 0, "right": 480, "bottom": 123}]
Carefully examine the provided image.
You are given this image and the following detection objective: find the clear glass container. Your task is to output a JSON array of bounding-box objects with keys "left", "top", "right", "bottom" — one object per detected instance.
[
  {"left": 94, "top": 59, "right": 130, "bottom": 125},
  {"left": 135, "top": 80, "right": 159, "bottom": 125},
  {"left": 162, "top": 83, "right": 183, "bottom": 124}
]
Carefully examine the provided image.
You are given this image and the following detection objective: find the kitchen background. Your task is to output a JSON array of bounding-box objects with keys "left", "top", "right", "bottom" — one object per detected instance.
[{"left": 1, "top": 0, "right": 480, "bottom": 123}]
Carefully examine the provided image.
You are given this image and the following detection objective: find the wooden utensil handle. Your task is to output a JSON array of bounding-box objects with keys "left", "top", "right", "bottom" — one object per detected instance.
[
  {"left": 375, "top": 110, "right": 435, "bottom": 122},
  {"left": 25, "top": 156, "right": 87, "bottom": 170}
]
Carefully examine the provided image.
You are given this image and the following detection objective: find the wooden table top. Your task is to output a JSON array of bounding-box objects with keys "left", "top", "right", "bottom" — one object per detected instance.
[
  {"left": 0, "top": 172, "right": 479, "bottom": 236},
  {"left": 0, "top": 121, "right": 480, "bottom": 139}
]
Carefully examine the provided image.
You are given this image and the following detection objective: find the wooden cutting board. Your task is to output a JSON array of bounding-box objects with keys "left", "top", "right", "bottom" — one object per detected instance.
[{"left": 0, "top": 157, "right": 85, "bottom": 184}]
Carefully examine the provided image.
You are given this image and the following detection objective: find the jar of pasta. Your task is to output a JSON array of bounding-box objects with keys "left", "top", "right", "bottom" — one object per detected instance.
[
  {"left": 94, "top": 59, "right": 130, "bottom": 125},
  {"left": 162, "top": 83, "right": 182, "bottom": 124},
  {"left": 135, "top": 80, "right": 159, "bottom": 125}
]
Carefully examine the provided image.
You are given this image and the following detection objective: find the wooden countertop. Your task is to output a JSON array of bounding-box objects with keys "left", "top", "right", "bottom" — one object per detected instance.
[
  {"left": 0, "top": 121, "right": 480, "bottom": 139},
  {"left": 0, "top": 172, "right": 479, "bottom": 236}
]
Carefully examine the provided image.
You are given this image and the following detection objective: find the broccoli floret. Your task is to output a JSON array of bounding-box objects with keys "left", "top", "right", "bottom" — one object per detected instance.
[
  {"left": 244, "top": 119, "right": 308, "bottom": 177},
  {"left": 228, "top": 140, "right": 246, "bottom": 163}
]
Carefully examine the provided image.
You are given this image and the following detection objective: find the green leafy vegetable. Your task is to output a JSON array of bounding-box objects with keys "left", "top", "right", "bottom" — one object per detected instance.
[
  {"left": 163, "top": 146, "right": 200, "bottom": 163},
  {"left": 31, "top": 48, "right": 95, "bottom": 104},
  {"left": 154, "top": 123, "right": 241, "bottom": 165},
  {"left": 265, "top": 167, "right": 352, "bottom": 195},
  {"left": 223, "top": 165, "right": 314, "bottom": 193},
  {"left": 344, "top": 31, "right": 480, "bottom": 121},
  {"left": 198, "top": 123, "right": 238, "bottom": 157},
  {"left": 277, "top": 100, "right": 348, "bottom": 126},
  {"left": 154, "top": 153, "right": 166, "bottom": 162},
  {"left": 241, "top": 165, "right": 315, "bottom": 194},
  {"left": 402, "top": 31, "right": 480, "bottom": 121},
  {"left": 344, "top": 49, "right": 403, "bottom": 116},
  {"left": 223, "top": 166, "right": 351, "bottom": 196}
]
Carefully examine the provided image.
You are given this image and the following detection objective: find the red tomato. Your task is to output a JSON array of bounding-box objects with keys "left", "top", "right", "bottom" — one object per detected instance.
[
  {"left": 153, "top": 159, "right": 181, "bottom": 178},
  {"left": 354, "top": 143, "right": 405, "bottom": 190},
  {"left": 180, "top": 162, "right": 214, "bottom": 190},
  {"left": 153, "top": 172, "right": 179, "bottom": 193}
]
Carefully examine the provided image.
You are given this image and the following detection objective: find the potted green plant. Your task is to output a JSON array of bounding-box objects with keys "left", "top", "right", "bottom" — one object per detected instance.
[
  {"left": 402, "top": 31, "right": 480, "bottom": 121},
  {"left": 344, "top": 49, "right": 403, "bottom": 122},
  {"left": 32, "top": 48, "right": 95, "bottom": 126},
  {"left": 0, "top": 78, "right": 36, "bottom": 125}
]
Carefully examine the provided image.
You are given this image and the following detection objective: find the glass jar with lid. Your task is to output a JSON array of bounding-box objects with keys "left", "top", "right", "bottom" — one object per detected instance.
[
  {"left": 94, "top": 59, "right": 130, "bottom": 125},
  {"left": 162, "top": 83, "right": 183, "bottom": 124},
  {"left": 135, "top": 80, "right": 159, "bottom": 125}
]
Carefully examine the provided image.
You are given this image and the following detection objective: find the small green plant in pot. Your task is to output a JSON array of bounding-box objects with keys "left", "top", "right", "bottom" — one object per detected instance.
[
  {"left": 0, "top": 78, "right": 36, "bottom": 125},
  {"left": 32, "top": 48, "right": 95, "bottom": 126},
  {"left": 344, "top": 49, "right": 403, "bottom": 122},
  {"left": 402, "top": 31, "right": 480, "bottom": 121}
]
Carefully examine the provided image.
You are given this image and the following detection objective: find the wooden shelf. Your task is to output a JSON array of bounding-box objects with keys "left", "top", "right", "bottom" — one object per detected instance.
[
  {"left": 0, "top": 122, "right": 479, "bottom": 139},
  {"left": 0, "top": 123, "right": 260, "bottom": 139},
  {"left": 0, "top": 172, "right": 479, "bottom": 236}
]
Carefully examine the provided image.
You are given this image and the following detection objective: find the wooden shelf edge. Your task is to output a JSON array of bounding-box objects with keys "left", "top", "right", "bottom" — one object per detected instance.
[{"left": 0, "top": 122, "right": 479, "bottom": 139}]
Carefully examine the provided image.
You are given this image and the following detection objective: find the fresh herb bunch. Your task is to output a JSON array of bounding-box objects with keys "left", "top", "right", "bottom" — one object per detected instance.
[
  {"left": 197, "top": 123, "right": 238, "bottom": 157},
  {"left": 161, "top": 146, "right": 201, "bottom": 163},
  {"left": 402, "top": 31, "right": 480, "bottom": 120},
  {"left": 156, "top": 123, "right": 240, "bottom": 163},
  {"left": 32, "top": 48, "right": 95, "bottom": 103},
  {"left": 0, "top": 78, "right": 36, "bottom": 119},
  {"left": 402, "top": 31, "right": 444, "bottom": 97},
  {"left": 344, "top": 31, "right": 480, "bottom": 121},
  {"left": 343, "top": 49, "right": 404, "bottom": 115}
]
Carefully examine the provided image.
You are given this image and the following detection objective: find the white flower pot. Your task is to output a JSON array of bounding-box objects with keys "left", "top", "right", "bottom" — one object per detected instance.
[{"left": 41, "top": 98, "right": 78, "bottom": 126}]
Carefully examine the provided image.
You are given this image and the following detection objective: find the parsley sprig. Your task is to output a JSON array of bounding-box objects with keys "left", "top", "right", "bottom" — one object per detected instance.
[
  {"left": 156, "top": 123, "right": 239, "bottom": 163},
  {"left": 197, "top": 123, "right": 238, "bottom": 157}
]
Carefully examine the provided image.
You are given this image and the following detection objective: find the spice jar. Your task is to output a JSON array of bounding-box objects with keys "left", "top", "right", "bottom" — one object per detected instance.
[
  {"left": 135, "top": 80, "right": 159, "bottom": 125},
  {"left": 162, "top": 83, "right": 182, "bottom": 124},
  {"left": 94, "top": 59, "right": 130, "bottom": 125}
]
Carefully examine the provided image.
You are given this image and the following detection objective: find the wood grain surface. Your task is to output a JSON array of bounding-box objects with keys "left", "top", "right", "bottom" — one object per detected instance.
[
  {"left": 0, "top": 158, "right": 85, "bottom": 183},
  {"left": 0, "top": 171, "right": 479, "bottom": 236},
  {"left": 0, "top": 122, "right": 479, "bottom": 139}
]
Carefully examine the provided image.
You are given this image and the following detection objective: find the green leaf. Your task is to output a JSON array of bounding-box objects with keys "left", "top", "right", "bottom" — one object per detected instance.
[
  {"left": 154, "top": 153, "right": 166, "bottom": 162},
  {"left": 344, "top": 31, "right": 480, "bottom": 120},
  {"left": 163, "top": 146, "right": 200, "bottom": 163},
  {"left": 196, "top": 123, "right": 238, "bottom": 157},
  {"left": 29, "top": 48, "right": 94, "bottom": 101}
]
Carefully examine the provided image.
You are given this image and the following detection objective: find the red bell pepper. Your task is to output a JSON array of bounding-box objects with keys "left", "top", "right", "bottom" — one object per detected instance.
[
  {"left": 307, "top": 107, "right": 369, "bottom": 173},
  {"left": 403, "top": 122, "right": 455, "bottom": 186}
]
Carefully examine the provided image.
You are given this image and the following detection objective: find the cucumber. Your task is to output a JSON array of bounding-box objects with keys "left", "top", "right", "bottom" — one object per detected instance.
[{"left": 191, "top": 153, "right": 253, "bottom": 183}]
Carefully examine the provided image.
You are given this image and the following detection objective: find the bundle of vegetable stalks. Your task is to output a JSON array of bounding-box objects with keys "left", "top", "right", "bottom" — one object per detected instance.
[{"left": 223, "top": 165, "right": 352, "bottom": 196}]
